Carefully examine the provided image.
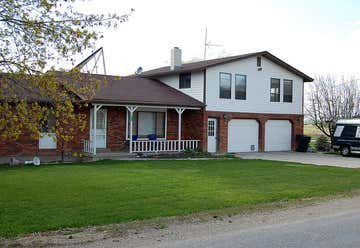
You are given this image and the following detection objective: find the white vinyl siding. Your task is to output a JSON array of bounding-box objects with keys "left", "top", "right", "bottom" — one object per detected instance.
[
  {"left": 205, "top": 56, "right": 304, "bottom": 114},
  {"left": 156, "top": 72, "right": 204, "bottom": 102}
]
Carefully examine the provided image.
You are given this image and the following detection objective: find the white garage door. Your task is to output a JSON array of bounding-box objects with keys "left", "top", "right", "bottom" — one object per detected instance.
[
  {"left": 265, "top": 120, "right": 292, "bottom": 151},
  {"left": 228, "top": 119, "right": 259, "bottom": 152}
]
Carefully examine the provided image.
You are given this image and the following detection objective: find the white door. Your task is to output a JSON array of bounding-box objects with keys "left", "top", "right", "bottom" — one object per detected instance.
[
  {"left": 265, "top": 120, "right": 292, "bottom": 151},
  {"left": 207, "top": 118, "right": 217, "bottom": 153},
  {"left": 228, "top": 119, "right": 259, "bottom": 152},
  {"left": 90, "top": 108, "right": 107, "bottom": 148}
]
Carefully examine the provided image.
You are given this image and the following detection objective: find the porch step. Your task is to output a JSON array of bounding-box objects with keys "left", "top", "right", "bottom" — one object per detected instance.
[{"left": 96, "top": 148, "right": 112, "bottom": 153}]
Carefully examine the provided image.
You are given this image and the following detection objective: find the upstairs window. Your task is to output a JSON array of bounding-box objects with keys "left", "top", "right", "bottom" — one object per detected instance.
[
  {"left": 179, "top": 73, "right": 191, "bottom": 89},
  {"left": 270, "top": 78, "right": 280, "bottom": 102},
  {"left": 219, "top": 72, "right": 232, "bottom": 99},
  {"left": 257, "top": 56, "right": 262, "bottom": 67},
  {"left": 235, "top": 74, "right": 247, "bottom": 100},
  {"left": 283, "top": 79, "right": 293, "bottom": 103}
]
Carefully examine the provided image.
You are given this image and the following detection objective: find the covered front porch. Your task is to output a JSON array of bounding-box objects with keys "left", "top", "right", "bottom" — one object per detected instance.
[{"left": 83, "top": 103, "right": 203, "bottom": 155}]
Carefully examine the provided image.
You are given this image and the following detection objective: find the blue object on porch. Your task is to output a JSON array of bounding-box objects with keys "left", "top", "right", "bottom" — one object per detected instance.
[
  {"left": 148, "top": 134, "right": 157, "bottom": 140},
  {"left": 132, "top": 135, "right": 138, "bottom": 141}
]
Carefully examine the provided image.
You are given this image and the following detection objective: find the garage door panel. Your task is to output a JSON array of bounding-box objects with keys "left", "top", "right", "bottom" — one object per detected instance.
[
  {"left": 265, "top": 120, "right": 291, "bottom": 151},
  {"left": 228, "top": 119, "right": 259, "bottom": 152}
]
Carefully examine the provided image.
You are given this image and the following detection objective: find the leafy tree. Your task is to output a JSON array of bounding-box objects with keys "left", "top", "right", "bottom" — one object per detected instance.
[
  {"left": 0, "top": 0, "right": 133, "bottom": 158},
  {"left": 306, "top": 75, "right": 360, "bottom": 137}
]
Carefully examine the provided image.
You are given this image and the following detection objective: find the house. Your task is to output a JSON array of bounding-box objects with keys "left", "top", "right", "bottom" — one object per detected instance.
[{"left": 0, "top": 48, "right": 313, "bottom": 157}]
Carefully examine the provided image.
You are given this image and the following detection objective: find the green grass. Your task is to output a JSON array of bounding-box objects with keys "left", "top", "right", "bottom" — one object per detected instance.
[
  {"left": 304, "top": 124, "right": 324, "bottom": 140},
  {"left": 1, "top": 159, "right": 360, "bottom": 237}
]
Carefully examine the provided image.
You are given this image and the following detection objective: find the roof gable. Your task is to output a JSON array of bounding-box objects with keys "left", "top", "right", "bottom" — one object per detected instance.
[{"left": 141, "top": 51, "right": 313, "bottom": 82}]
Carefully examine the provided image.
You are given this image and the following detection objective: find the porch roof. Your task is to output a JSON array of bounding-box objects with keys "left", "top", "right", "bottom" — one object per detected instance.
[{"left": 89, "top": 75, "right": 204, "bottom": 108}]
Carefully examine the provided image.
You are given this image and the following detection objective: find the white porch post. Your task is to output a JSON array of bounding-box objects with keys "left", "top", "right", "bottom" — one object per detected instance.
[
  {"left": 126, "top": 106, "right": 138, "bottom": 154},
  {"left": 92, "top": 104, "right": 102, "bottom": 156},
  {"left": 175, "top": 107, "right": 185, "bottom": 152}
]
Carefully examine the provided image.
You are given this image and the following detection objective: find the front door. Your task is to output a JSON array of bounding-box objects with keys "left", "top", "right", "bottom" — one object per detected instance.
[
  {"left": 207, "top": 118, "right": 217, "bottom": 153},
  {"left": 90, "top": 108, "right": 107, "bottom": 148}
]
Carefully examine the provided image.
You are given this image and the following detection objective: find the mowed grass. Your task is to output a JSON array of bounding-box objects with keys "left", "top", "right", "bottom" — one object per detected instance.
[
  {"left": 304, "top": 124, "right": 324, "bottom": 140},
  {"left": 1, "top": 159, "right": 360, "bottom": 237}
]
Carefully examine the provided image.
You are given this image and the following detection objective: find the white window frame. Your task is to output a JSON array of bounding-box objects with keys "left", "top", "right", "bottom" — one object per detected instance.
[
  {"left": 126, "top": 108, "right": 167, "bottom": 140},
  {"left": 39, "top": 132, "right": 57, "bottom": 149}
]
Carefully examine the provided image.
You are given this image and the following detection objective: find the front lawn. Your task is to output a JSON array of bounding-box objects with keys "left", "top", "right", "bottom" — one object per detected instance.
[{"left": 1, "top": 159, "right": 360, "bottom": 237}]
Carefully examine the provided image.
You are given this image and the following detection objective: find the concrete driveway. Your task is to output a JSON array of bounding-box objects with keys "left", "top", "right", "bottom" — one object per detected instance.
[{"left": 236, "top": 152, "right": 360, "bottom": 168}]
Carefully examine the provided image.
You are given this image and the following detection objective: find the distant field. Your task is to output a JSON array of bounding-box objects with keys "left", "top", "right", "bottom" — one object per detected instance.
[{"left": 304, "top": 124, "right": 324, "bottom": 140}]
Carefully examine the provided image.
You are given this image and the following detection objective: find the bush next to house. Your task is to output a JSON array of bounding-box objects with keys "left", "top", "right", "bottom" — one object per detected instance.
[{"left": 316, "top": 135, "right": 330, "bottom": 151}]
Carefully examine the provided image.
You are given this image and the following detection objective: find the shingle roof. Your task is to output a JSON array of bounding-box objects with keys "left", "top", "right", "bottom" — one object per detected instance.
[
  {"left": 88, "top": 74, "right": 204, "bottom": 108},
  {"left": 141, "top": 51, "right": 313, "bottom": 82},
  {"left": 0, "top": 73, "right": 204, "bottom": 108}
]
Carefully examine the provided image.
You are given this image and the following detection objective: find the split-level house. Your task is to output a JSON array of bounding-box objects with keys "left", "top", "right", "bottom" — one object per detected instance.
[{"left": 0, "top": 48, "right": 313, "bottom": 157}]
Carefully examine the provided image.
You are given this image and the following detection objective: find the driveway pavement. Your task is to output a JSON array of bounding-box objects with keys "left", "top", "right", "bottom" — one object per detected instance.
[{"left": 236, "top": 152, "right": 360, "bottom": 168}]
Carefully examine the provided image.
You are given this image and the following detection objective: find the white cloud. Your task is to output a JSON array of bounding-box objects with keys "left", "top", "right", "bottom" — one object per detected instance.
[{"left": 58, "top": 0, "right": 360, "bottom": 79}]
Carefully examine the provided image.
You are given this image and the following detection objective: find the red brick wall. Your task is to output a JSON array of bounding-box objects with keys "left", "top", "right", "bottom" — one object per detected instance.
[
  {"left": 0, "top": 106, "right": 303, "bottom": 156},
  {"left": 106, "top": 107, "right": 127, "bottom": 151},
  {"left": 204, "top": 111, "right": 304, "bottom": 153},
  {"left": 166, "top": 109, "right": 204, "bottom": 141},
  {"left": 0, "top": 107, "right": 89, "bottom": 156}
]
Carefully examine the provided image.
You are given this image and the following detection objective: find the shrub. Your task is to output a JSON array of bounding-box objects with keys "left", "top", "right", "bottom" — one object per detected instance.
[
  {"left": 184, "top": 148, "right": 211, "bottom": 158},
  {"left": 315, "top": 135, "right": 330, "bottom": 151}
]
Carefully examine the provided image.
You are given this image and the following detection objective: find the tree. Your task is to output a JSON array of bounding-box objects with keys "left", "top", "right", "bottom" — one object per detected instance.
[
  {"left": 0, "top": 0, "right": 133, "bottom": 157},
  {"left": 306, "top": 75, "right": 360, "bottom": 137}
]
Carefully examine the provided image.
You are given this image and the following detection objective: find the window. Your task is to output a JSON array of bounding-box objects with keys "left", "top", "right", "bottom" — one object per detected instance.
[
  {"left": 334, "top": 125, "right": 344, "bottom": 137},
  {"left": 235, "top": 74, "right": 246, "bottom": 100},
  {"left": 128, "top": 111, "right": 165, "bottom": 139},
  {"left": 257, "top": 56, "right": 261, "bottom": 67},
  {"left": 179, "top": 73, "right": 191, "bottom": 89},
  {"left": 341, "top": 125, "right": 357, "bottom": 138},
  {"left": 41, "top": 113, "right": 56, "bottom": 133},
  {"left": 356, "top": 127, "right": 360, "bottom": 138},
  {"left": 219, "top": 72, "right": 232, "bottom": 99},
  {"left": 208, "top": 120, "right": 215, "bottom": 136},
  {"left": 270, "top": 78, "right": 280, "bottom": 102},
  {"left": 283, "top": 79, "right": 293, "bottom": 103}
]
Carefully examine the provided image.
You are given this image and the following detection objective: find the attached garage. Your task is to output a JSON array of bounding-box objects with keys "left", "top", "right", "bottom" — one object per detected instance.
[
  {"left": 265, "top": 120, "right": 292, "bottom": 151},
  {"left": 228, "top": 119, "right": 259, "bottom": 152}
]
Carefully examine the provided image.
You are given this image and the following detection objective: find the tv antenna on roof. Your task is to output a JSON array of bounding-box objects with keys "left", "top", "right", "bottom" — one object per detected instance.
[
  {"left": 74, "top": 47, "right": 107, "bottom": 75},
  {"left": 203, "top": 27, "right": 222, "bottom": 60}
]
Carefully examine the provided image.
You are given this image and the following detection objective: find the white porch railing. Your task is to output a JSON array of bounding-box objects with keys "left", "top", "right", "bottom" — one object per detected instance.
[
  {"left": 83, "top": 139, "right": 94, "bottom": 154},
  {"left": 131, "top": 140, "right": 200, "bottom": 153}
]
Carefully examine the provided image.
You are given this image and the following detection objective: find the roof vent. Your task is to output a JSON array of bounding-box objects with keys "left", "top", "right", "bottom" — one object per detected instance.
[{"left": 170, "top": 47, "right": 182, "bottom": 70}]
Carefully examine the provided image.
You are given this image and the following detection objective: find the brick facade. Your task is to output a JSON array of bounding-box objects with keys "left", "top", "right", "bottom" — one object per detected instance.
[
  {"left": 0, "top": 106, "right": 303, "bottom": 156},
  {"left": 203, "top": 111, "right": 304, "bottom": 153},
  {"left": 0, "top": 106, "right": 205, "bottom": 156}
]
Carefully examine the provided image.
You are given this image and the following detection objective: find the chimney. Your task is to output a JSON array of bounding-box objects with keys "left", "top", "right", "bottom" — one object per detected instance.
[{"left": 170, "top": 47, "right": 182, "bottom": 70}]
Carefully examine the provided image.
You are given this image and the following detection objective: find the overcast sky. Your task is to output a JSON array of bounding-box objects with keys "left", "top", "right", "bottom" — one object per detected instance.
[{"left": 69, "top": 0, "right": 360, "bottom": 79}]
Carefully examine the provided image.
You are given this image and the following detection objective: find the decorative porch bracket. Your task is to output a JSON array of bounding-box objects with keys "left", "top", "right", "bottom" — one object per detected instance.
[
  {"left": 126, "top": 105, "right": 138, "bottom": 154},
  {"left": 175, "top": 107, "right": 186, "bottom": 152},
  {"left": 92, "top": 104, "right": 103, "bottom": 156}
]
